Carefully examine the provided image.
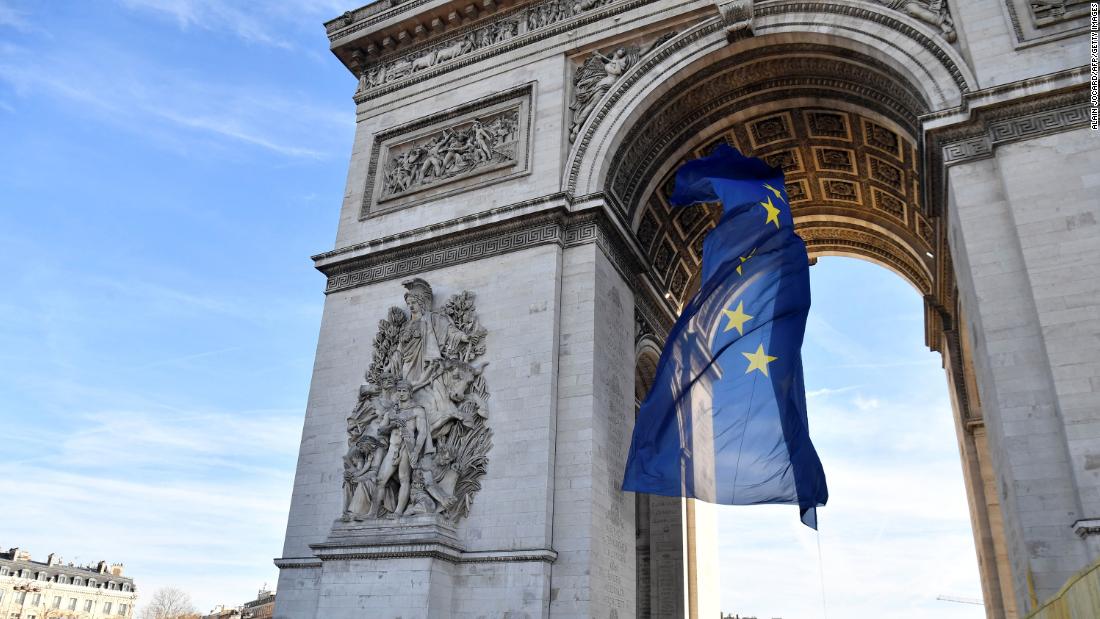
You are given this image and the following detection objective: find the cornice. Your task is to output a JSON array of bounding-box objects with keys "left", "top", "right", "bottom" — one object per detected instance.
[
  {"left": 272, "top": 556, "right": 322, "bottom": 569},
  {"left": 320, "top": 209, "right": 571, "bottom": 293},
  {"left": 313, "top": 191, "right": 572, "bottom": 267},
  {"left": 922, "top": 85, "right": 1091, "bottom": 221},
  {"left": 349, "top": 0, "right": 662, "bottom": 102},
  {"left": 311, "top": 540, "right": 559, "bottom": 563},
  {"left": 315, "top": 196, "right": 678, "bottom": 336}
]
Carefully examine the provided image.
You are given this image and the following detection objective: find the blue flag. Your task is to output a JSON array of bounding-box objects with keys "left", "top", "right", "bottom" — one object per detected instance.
[{"left": 622, "top": 144, "right": 828, "bottom": 528}]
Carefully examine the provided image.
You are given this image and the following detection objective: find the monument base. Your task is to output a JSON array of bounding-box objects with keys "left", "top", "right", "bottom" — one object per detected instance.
[
  {"left": 314, "top": 513, "right": 463, "bottom": 558},
  {"left": 301, "top": 514, "right": 556, "bottom": 618}
]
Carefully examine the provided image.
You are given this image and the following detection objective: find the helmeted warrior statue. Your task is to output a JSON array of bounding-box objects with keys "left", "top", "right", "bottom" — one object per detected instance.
[{"left": 341, "top": 278, "right": 491, "bottom": 523}]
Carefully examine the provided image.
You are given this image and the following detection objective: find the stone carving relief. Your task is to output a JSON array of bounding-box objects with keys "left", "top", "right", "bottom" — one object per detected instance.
[
  {"left": 363, "top": 86, "right": 532, "bottom": 216},
  {"left": 526, "top": 0, "right": 615, "bottom": 30},
  {"left": 353, "top": 0, "right": 619, "bottom": 96},
  {"left": 570, "top": 46, "right": 640, "bottom": 142},
  {"left": 568, "top": 32, "right": 677, "bottom": 143},
  {"left": 870, "top": 0, "right": 956, "bottom": 42},
  {"left": 381, "top": 109, "right": 521, "bottom": 199},
  {"left": 341, "top": 278, "right": 492, "bottom": 523},
  {"left": 356, "top": 20, "right": 519, "bottom": 94},
  {"left": 1029, "top": 0, "right": 1090, "bottom": 24},
  {"left": 717, "top": 0, "right": 754, "bottom": 40}
]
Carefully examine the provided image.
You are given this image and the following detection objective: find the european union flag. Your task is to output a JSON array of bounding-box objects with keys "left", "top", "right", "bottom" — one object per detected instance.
[{"left": 622, "top": 144, "right": 828, "bottom": 528}]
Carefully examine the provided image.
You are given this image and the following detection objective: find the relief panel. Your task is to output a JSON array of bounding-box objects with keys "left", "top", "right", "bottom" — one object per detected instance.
[{"left": 362, "top": 85, "right": 533, "bottom": 217}]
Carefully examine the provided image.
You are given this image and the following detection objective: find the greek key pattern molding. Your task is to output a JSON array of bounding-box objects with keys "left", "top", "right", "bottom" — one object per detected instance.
[
  {"left": 322, "top": 206, "right": 676, "bottom": 338},
  {"left": 940, "top": 102, "right": 1091, "bottom": 165},
  {"left": 324, "top": 218, "right": 565, "bottom": 293}
]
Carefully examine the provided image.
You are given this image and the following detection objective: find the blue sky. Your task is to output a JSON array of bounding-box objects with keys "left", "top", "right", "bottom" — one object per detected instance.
[{"left": 0, "top": 2, "right": 981, "bottom": 616}]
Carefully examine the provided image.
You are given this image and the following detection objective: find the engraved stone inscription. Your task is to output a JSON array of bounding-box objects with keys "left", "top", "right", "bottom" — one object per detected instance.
[{"left": 341, "top": 278, "right": 492, "bottom": 523}]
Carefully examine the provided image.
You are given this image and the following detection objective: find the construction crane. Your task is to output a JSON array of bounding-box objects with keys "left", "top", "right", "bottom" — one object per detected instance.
[{"left": 936, "top": 594, "right": 984, "bottom": 606}]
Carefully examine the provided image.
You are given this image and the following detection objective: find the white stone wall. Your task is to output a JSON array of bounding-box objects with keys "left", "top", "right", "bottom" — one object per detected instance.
[
  {"left": 275, "top": 244, "right": 564, "bottom": 618},
  {"left": 550, "top": 243, "right": 636, "bottom": 618},
  {"left": 950, "top": 0, "right": 1089, "bottom": 88},
  {"left": 946, "top": 126, "right": 1100, "bottom": 609}
]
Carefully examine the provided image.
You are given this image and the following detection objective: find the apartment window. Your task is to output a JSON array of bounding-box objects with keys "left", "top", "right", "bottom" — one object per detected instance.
[
  {"left": 0, "top": 590, "right": 4, "bottom": 603},
  {"left": 84, "top": 600, "right": 94, "bottom": 612},
  {"left": 15, "top": 591, "right": 26, "bottom": 603},
  {"left": 68, "top": 598, "right": 77, "bottom": 611},
  {"left": 122, "top": 584, "right": 130, "bottom": 592},
  {"left": 119, "top": 603, "right": 129, "bottom": 615},
  {"left": 72, "top": 577, "right": 82, "bottom": 586},
  {"left": 36, "top": 572, "right": 45, "bottom": 581},
  {"left": 51, "top": 596, "right": 60, "bottom": 609},
  {"left": 31, "top": 593, "right": 41, "bottom": 605},
  {"left": 0, "top": 566, "right": 8, "bottom": 575},
  {"left": 103, "top": 602, "right": 112, "bottom": 614},
  {"left": 88, "top": 580, "right": 96, "bottom": 588}
]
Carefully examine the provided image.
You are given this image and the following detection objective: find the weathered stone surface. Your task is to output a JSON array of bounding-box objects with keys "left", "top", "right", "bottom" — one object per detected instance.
[{"left": 276, "top": 1, "right": 1096, "bottom": 617}]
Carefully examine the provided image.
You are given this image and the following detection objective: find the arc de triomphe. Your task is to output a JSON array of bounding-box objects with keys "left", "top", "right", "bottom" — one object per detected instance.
[{"left": 273, "top": 1, "right": 1098, "bottom": 617}]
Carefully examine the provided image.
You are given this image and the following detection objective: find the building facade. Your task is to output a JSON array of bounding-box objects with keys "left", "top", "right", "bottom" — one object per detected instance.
[
  {"left": 274, "top": 1, "right": 1098, "bottom": 617},
  {"left": 239, "top": 589, "right": 273, "bottom": 619},
  {"left": 0, "top": 548, "right": 136, "bottom": 619}
]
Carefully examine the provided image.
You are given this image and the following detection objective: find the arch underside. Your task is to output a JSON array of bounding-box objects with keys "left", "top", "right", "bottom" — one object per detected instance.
[{"left": 593, "top": 36, "right": 953, "bottom": 347}]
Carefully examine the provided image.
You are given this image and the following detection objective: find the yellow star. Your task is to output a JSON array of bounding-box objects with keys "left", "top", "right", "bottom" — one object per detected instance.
[
  {"left": 742, "top": 343, "right": 778, "bottom": 377},
  {"left": 736, "top": 248, "right": 756, "bottom": 276},
  {"left": 763, "top": 183, "right": 786, "bottom": 203},
  {"left": 760, "top": 195, "right": 781, "bottom": 228},
  {"left": 721, "top": 301, "right": 753, "bottom": 335}
]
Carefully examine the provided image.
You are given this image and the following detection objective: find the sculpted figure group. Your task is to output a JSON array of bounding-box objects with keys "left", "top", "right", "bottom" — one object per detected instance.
[
  {"left": 382, "top": 111, "right": 519, "bottom": 197},
  {"left": 341, "top": 279, "right": 492, "bottom": 523},
  {"left": 354, "top": 0, "right": 620, "bottom": 94}
]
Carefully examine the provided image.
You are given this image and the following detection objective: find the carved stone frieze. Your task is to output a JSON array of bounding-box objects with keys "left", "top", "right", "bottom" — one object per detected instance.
[
  {"left": 363, "top": 85, "right": 532, "bottom": 217},
  {"left": 355, "top": 19, "right": 519, "bottom": 94},
  {"left": 349, "top": 0, "right": 652, "bottom": 102},
  {"left": 869, "top": 0, "right": 956, "bottom": 42},
  {"left": 1029, "top": 0, "right": 1091, "bottom": 25},
  {"left": 340, "top": 278, "right": 492, "bottom": 524},
  {"left": 380, "top": 109, "right": 521, "bottom": 199},
  {"left": 570, "top": 46, "right": 640, "bottom": 142},
  {"left": 716, "top": 0, "right": 754, "bottom": 41},
  {"left": 1003, "top": 0, "right": 1093, "bottom": 44}
]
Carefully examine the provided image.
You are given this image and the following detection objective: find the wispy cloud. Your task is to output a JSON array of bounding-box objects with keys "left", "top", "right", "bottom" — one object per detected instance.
[
  {"left": 0, "top": 1, "right": 30, "bottom": 32},
  {"left": 116, "top": 0, "right": 350, "bottom": 49},
  {"left": 1, "top": 405, "right": 300, "bottom": 611},
  {"left": 0, "top": 36, "right": 350, "bottom": 160}
]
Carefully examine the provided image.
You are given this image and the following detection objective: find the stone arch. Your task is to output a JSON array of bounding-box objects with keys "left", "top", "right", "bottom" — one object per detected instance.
[
  {"left": 575, "top": 7, "right": 1002, "bottom": 616},
  {"left": 635, "top": 337, "right": 663, "bottom": 406},
  {"left": 567, "top": 4, "right": 976, "bottom": 199},
  {"left": 565, "top": 6, "right": 976, "bottom": 353}
]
